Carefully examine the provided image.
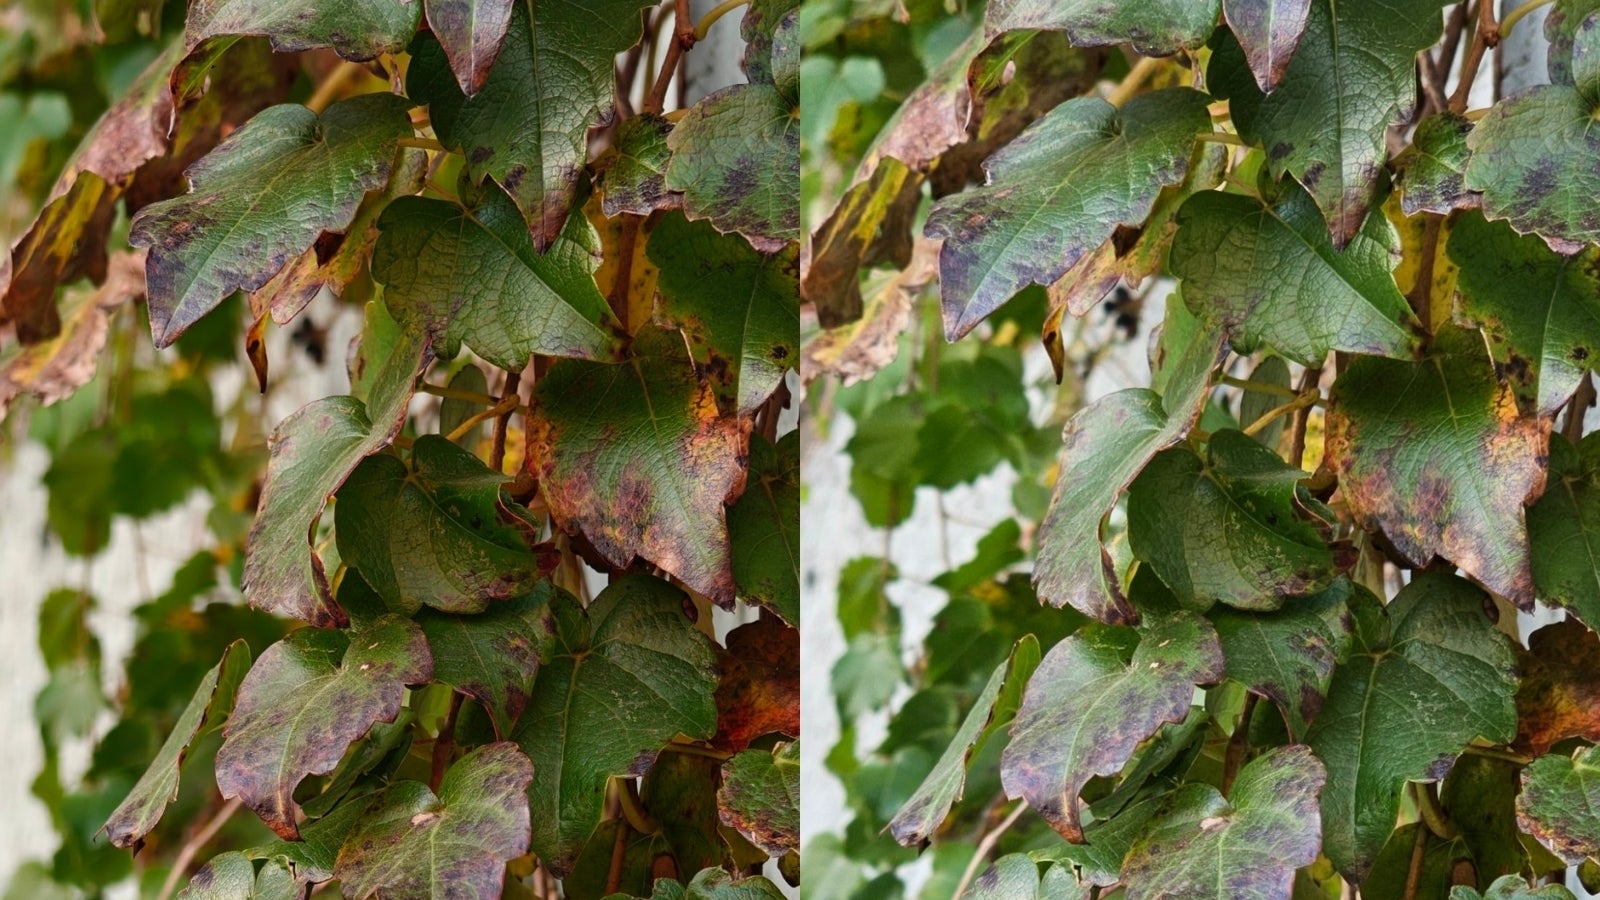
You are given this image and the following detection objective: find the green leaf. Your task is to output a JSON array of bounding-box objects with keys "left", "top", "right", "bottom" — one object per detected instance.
[
  {"left": 1169, "top": 184, "right": 1420, "bottom": 365},
  {"left": 371, "top": 192, "right": 621, "bottom": 367},
  {"left": 727, "top": 432, "right": 799, "bottom": 625},
  {"left": 1223, "top": 0, "right": 1312, "bottom": 91},
  {"left": 832, "top": 633, "right": 902, "bottom": 720},
  {"left": 1304, "top": 573, "right": 1518, "bottom": 880},
  {"left": 1209, "top": 579, "right": 1353, "bottom": 739},
  {"left": 1000, "top": 611, "right": 1224, "bottom": 842},
  {"left": 1443, "top": 754, "right": 1529, "bottom": 887},
  {"left": 104, "top": 641, "right": 250, "bottom": 850},
  {"left": 241, "top": 317, "right": 428, "bottom": 627},
  {"left": 423, "top": 0, "right": 514, "bottom": 96},
  {"left": 1121, "top": 746, "right": 1325, "bottom": 900},
  {"left": 1463, "top": 11, "right": 1600, "bottom": 250},
  {"left": 596, "top": 113, "right": 679, "bottom": 218},
  {"left": 1519, "top": 744, "right": 1600, "bottom": 866},
  {"left": 1033, "top": 315, "right": 1224, "bottom": 623},
  {"left": 184, "top": 0, "right": 420, "bottom": 60},
  {"left": 889, "top": 636, "right": 1040, "bottom": 845},
  {"left": 1395, "top": 113, "right": 1480, "bottom": 216},
  {"left": 986, "top": 0, "right": 1220, "bottom": 55},
  {"left": 926, "top": 88, "right": 1211, "bottom": 340},
  {"left": 718, "top": 741, "right": 799, "bottom": 856},
  {"left": 1450, "top": 212, "right": 1600, "bottom": 417},
  {"left": 649, "top": 212, "right": 798, "bottom": 415},
  {"left": 641, "top": 752, "right": 725, "bottom": 877},
  {"left": 1222, "top": 0, "right": 1449, "bottom": 245},
  {"left": 512, "top": 575, "right": 718, "bottom": 874},
  {"left": 1128, "top": 429, "right": 1336, "bottom": 611},
  {"left": 408, "top": 0, "right": 652, "bottom": 249},
  {"left": 1546, "top": 0, "right": 1600, "bottom": 85},
  {"left": 438, "top": 364, "right": 489, "bottom": 447},
  {"left": 1326, "top": 325, "right": 1548, "bottom": 608},
  {"left": 177, "top": 853, "right": 296, "bottom": 899},
  {"left": 416, "top": 584, "right": 548, "bottom": 740},
  {"left": 332, "top": 743, "right": 533, "bottom": 898},
  {"left": 216, "top": 618, "right": 433, "bottom": 839},
  {"left": 965, "top": 856, "right": 1087, "bottom": 900},
  {"left": 335, "top": 435, "right": 544, "bottom": 614},
  {"left": 129, "top": 94, "right": 413, "bottom": 347},
  {"left": 664, "top": 13, "right": 800, "bottom": 253},
  {"left": 682, "top": 868, "right": 788, "bottom": 899},
  {"left": 529, "top": 327, "right": 748, "bottom": 605},
  {"left": 1515, "top": 619, "right": 1600, "bottom": 755},
  {"left": 250, "top": 794, "right": 371, "bottom": 883},
  {"left": 1451, "top": 876, "right": 1579, "bottom": 900},
  {"left": 1529, "top": 433, "right": 1600, "bottom": 629}
]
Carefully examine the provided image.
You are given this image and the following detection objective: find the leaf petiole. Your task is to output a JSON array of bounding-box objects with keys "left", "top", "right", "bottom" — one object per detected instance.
[
  {"left": 694, "top": 0, "right": 750, "bottom": 41},
  {"left": 1499, "top": 0, "right": 1555, "bottom": 40}
]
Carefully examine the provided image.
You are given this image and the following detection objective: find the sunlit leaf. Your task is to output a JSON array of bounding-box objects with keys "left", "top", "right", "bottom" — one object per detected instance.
[{"left": 986, "top": 0, "right": 1220, "bottom": 55}]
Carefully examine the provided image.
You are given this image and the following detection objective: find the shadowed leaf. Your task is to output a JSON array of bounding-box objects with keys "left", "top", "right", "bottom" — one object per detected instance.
[
  {"left": 1396, "top": 113, "right": 1481, "bottom": 216},
  {"left": 727, "top": 433, "right": 799, "bottom": 624},
  {"left": 1451, "top": 212, "right": 1600, "bottom": 417},
  {"left": 129, "top": 94, "right": 412, "bottom": 347},
  {"left": 183, "top": 0, "right": 419, "bottom": 61},
  {"left": 373, "top": 191, "right": 621, "bottom": 367},
  {"left": 800, "top": 158, "right": 918, "bottom": 328},
  {"left": 105, "top": 641, "right": 250, "bottom": 850},
  {"left": 1170, "top": 184, "right": 1420, "bottom": 366},
  {"left": 1122, "top": 746, "right": 1325, "bottom": 899},
  {"left": 1519, "top": 744, "right": 1600, "bottom": 866},
  {"left": 1305, "top": 573, "right": 1518, "bottom": 881},
  {"left": 417, "top": 584, "right": 550, "bottom": 740},
  {"left": 1209, "top": 578, "right": 1354, "bottom": 739},
  {"left": 965, "top": 856, "right": 1087, "bottom": 900},
  {"left": 333, "top": 743, "right": 533, "bottom": 898},
  {"left": 681, "top": 868, "right": 787, "bottom": 898},
  {"left": 512, "top": 576, "right": 718, "bottom": 875},
  {"left": 595, "top": 114, "right": 681, "bottom": 218},
  {"left": 1224, "top": 0, "right": 1312, "bottom": 90},
  {"left": 1451, "top": 876, "right": 1579, "bottom": 900},
  {"left": 1325, "top": 325, "right": 1548, "bottom": 607},
  {"left": 424, "top": 0, "right": 514, "bottom": 96},
  {"left": 177, "top": 852, "right": 296, "bottom": 899},
  {"left": 719, "top": 741, "right": 799, "bottom": 856},
  {"left": 408, "top": 1, "right": 652, "bottom": 249},
  {"left": 713, "top": 617, "right": 799, "bottom": 753},
  {"left": 926, "top": 88, "right": 1210, "bottom": 340},
  {"left": 986, "top": 0, "right": 1220, "bottom": 55},
  {"left": 1001, "top": 610, "right": 1224, "bottom": 843},
  {"left": 216, "top": 618, "right": 433, "bottom": 839},
  {"left": 528, "top": 327, "right": 749, "bottom": 605},
  {"left": 1529, "top": 433, "right": 1600, "bottom": 628},
  {"left": 1515, "top": 620, "right": 1600, "bottom": 756}
]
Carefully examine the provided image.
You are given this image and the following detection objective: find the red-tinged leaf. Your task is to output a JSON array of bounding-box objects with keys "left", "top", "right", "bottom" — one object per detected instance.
[
  {"left": 1518, "top": 744, "right": 1600, "bottom": 866},
  {"left": 424, "top": 0, "right": 514, "bottom": 96},
  {"left": 712, "top": 617, "right": 799, "bottom": 752},
  {"left": 528, "top": 327, "right": 749, "bottom": 606},
  {"left": 333, "top": 743, "right": 533, "bottom": 898},
  {"left": 1223, "top": 0, "right": 1312, "bottom": 91},
  {"left": 215, "top": 618, "right": 433, "bottom": 840},
  {"left": 183, "top": 0, "right": 421, "bottom": 62},
  {"left": 718, "top": 742, "right": 799, "bottom": 857},
  {"left": 1515, "top": 620, "right": 1600, "bottom": 756}
]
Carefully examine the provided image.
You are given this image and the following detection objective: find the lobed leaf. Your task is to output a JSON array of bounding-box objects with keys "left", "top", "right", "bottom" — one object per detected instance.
[
  {"left": 177, "top": 852, "right": 296, "bottom": 899},
  {"left": 718, "top": 741, "right": 799, "bottom": 857},
  {"left": 416, "top": 584, "right": 549, "bottom": 741},
  {"left": 1451, "top": 876, "right": 1579, "bottom": 900},
  {"left": 1223, "top": 0, "right": 1313, "bottom": 91},
  {"left": 712, "top": 616, "right": 800, "bottom": 753},
  {"left": 726, "top": 432, "right": 800, "bottom": 624},
  {"left": 1395, "top": 113, "right": 1481, "bottom": 217},
  {"left": 1209, "top": 578, "right": 1354, "bottom": 739},
  {"left": 424, "top": 0, "right": 515, "bottom": 96},
  {"left": 986, "top": 0, "right": 1220, "bottom": 55},
  {"left": 1529, "top": 433, "right": 1600, "bottom": 628},
  {"left": 183, "top": 0, "right": 420, "bottom": 61},
  {"left": 1518, "top": 744, "right": 1600, "bottom": 866}
]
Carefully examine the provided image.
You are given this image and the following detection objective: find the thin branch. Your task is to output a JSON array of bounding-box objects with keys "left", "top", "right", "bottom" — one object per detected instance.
[
  {"left": 1448, "top": 0, "right": 1499, "bottom": 113},
  {"left": 418, "top": 382, "right": 500, "bottom": 405},
  {"left": 306, "top": 61, "right": 370, "bottom": 115},
  {"left": 1289, "top": 367, "right": 1322, "bottom": 469},
  {"left": 430, "top": 693, "right": 462, "bottom": 792},
  {"left": 953, "top": 801, "right": 1030, "bottom": 900},
  {"left": 1500, "top": 0, "right": 1556, "bottom": 39},
  {"left": 1418, "top": 51, "right": 1449, "bottom": 116},
  {"left": 396, "top": 136, "right": 446, "bottom": 152},
  {"left": 156, "top": 798, "right": 244, "bottom": 900},
  {"left": 643, "top": 0, "right": 693, "bottom": 114},
  {"left": 605, "top": 808, "right": 631, "bottom": 895},
  {"left": 1243, "top": 390, "right": 1323, "bottom": 437},
  {"left": 1565, "top": 373, "right": 1595, "bottom": 443},
  {"left": 1409, "top": 214, "right": 1444, "bottom": 330},
  {"left": 1220, "top": 373, "right": 1300, "bottom": 400},
  {"left": 1107, "top": 55, "right": 1164, "bottom": 107},
  {"left": 445, "top": 395, "right": 520, "bottom": 444},
  {"left": 491, "top": 371, "right": 522, "bottom": 473},
  {"left": 694, "top": 0, "right": 748, "bottom": 41},
  {"left": 1402, "top": 820, "right": 1430, "bottom": 900}
]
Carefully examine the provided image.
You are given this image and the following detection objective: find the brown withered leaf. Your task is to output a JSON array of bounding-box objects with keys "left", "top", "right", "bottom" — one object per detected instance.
[
  {"left": 0, "top": 252, "right": 144, "bottom": 423},
  {"left": 528, "top": 327, "right": 750, "bottom": 606},
  {"left": 802, "top": 158, "right": 920, "bottom": 328},
  {"left": 713, "top": 617, "right": 800, "bottom": 752},
  {"left": 1515, "top": 620, "right": 1600, "bottom": 756},
  {"left": 800, "top": 237, "right": 936, "bottom": 387},
  {"left": 0, "top": 174, "right": 118, "bottom": 343}
]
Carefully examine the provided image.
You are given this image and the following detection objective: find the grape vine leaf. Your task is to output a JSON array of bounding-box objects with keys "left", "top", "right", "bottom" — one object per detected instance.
[
  {"left": 249, "top": 792, "right": 370, "bottom": 883},
  {"left": 1169, "top": 184, "right": 1421, "bottom": 365},
  {"left": 985, "top": 0, "right": 1220, "bottom": 55},
  {"left": 183, "top": 0, "right": 420, "bottom": 61},
  {"left": 423, "top": 0, "right": 514, "bottom": 96},
  {"left": 1304, "top": 573, "right": 1519, "bottom": 881},
  {"left": 718, "top": 741, "right": 799, "bottom": 856},
  {"left": 372, "top": 191, "right": 621, "bottom": 367},
  {"left": 104, "top": 640, "right": 250, "bottom": 851},
  {"left": 1395, "top": 113, "right": 1481, "bottom": 216},
  {"left": 681, "top": 868, "right": 788, "bottom": 899},
  {"left": 1033, "top": 313, "right": 1224, "bottom": 623},
  {"left": 1464, "top": 9, "right": 1600, "bottom": 249},
  {"left": 1220, "top": 0, "right": 1449, "bottom": 246},
  {"left": 528, "top": 327, "right": 749, "bottom": 606},
  {"left": 1209, "top": 578, "right": 1354, "bottom": 739},
  {"left": 1451, "top": 876, "right": 1580, "bottom": 900},
  {"left": 926, "top": 88, "right": 1210, "bottom": 340},
  {"left": 1518, "top": 744, "right": 1600, "bottom": 866},
  {"left": 335, "top": 435, "right": 545, "bottom": 615},
  {"left": 215, "top": 618, "right": 433, "bottom": 839},
  {"left": 1223, "top": 0, "right": 1312, "bottom": 91},
  {"left": 416, "top": 584, "right": 549, "bottom": 740},
  {"left": 177, "top": 852, "right": 296, "bottom": 899},
  {"left": 965, "top": 856, "right": 1087, "bottom": 900},
  {"left": 1000, "top": 611, "right": 1224, "bottom": 843},
  {"left": 1325, "top": 325, "right": 1548, "bottom": 608},
  {"left": 712, "top": 617, "right": 799, "bottom": 752},
  {"left": 664, "top": 9, "right": 800, "bottom": 252},
  {"left": 332, "top": 742, "right": 534, "bottom": 898},
  {"left": 595, "top": 114, "right": 680, "bottom": 218},
  {"left": 1121, "top": 746, "right": 1325, "bottom": 900},
  {"left": 1128, "top": 429, "right": 1337, "bottom": 611},
  {"left": 407, "top": 0, "right": 652, "bottom": 250},
  {"left": 1529, "top": 433, "right": 1600, "bottom": 628},
  {"left": 512, "top": 576, "right": 718, "bottom": 875},
  {"left": 649, "top": 213, "right": 798, "bottom": 416},
  {"left": 726, "top": 433, "right": 799, "bottom": 624},
  {"left": 800, "top": 158, "right": 918, "bottom": 328},
  {"left": 889, "top": 636, "right": 1040, "bottom": 845},
  {"left": 1546, "top": 0, "right": 1600, "bottom": 85},
  {"left": 1517, "top": 619, "right": 1600, "bottom": 759},
  {"left": 241, "top": 318, "right": 428, "bottom": 627},
  {"left": 129, "top": 93, "right": 413, "bottom": 348},
  {"left": 1450, "top": 212, "right": 1600, "bottom": 417}
]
